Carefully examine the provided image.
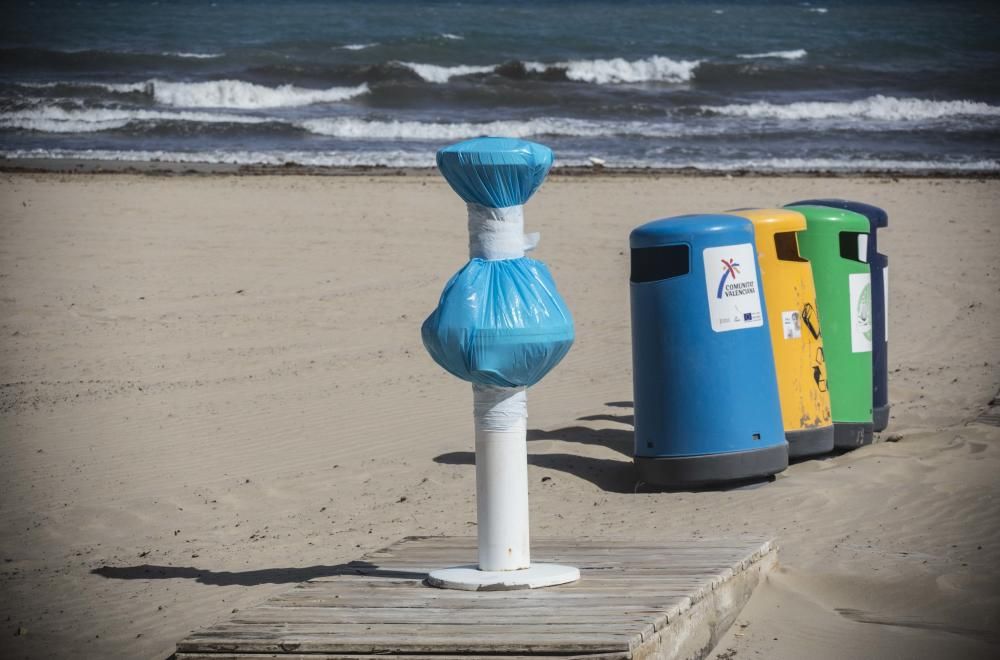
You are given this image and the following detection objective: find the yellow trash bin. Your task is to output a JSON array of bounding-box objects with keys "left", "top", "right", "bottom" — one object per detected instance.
[{"left": 734, "top": 208, "right": 835, "bottom": 458}]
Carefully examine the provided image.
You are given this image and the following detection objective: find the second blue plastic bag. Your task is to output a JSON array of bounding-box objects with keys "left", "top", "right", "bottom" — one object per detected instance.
[{"left": 422, "top": 257, "right": 574, "bottom": 388}]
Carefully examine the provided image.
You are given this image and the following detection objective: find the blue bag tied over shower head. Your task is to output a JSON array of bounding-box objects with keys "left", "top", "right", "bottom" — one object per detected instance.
[
  {"left": 422, "top": 137, "right": 574, "bottom": 388},
  {"left": 436, "top": 137, "right": 553, "bottom": 209}
]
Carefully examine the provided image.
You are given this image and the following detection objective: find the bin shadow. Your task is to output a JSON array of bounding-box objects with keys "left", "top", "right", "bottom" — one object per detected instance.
[{"left": 435, "top": 400, "right": 777, "bottom": 493}]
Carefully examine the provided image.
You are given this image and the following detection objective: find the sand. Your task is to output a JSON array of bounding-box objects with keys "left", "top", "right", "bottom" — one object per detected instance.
[{"left": 0, "top": 172, "right": 998, "bottom": 659}]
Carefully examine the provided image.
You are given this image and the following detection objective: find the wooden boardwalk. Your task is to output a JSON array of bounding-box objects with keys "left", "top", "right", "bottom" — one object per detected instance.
[{"left": 176, "top": 536, "right": 776, "bottom": 660}]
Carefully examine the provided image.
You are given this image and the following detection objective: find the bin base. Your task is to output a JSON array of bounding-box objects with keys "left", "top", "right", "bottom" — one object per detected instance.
[
  {"left": 787, "top": 425, "right": 835, "bottom": 459},
  {"left": 833, "top": 421, "right": 873, "bottom": 450},
  {"left": 873, "top": 404, "right": 890, "bottom": 432},
  {"left": 635, "top": 443, "right": 788, "bottom": 489}
]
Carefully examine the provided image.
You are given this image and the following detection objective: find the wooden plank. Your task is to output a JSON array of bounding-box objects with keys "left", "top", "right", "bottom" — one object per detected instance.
[
  {"left": 177, "top": 632, "right": 633, "bottom": 654},
  {"left": 233, "top": 607, "right": 663, "bottom": 624},
  {"left": 176, "top": 653, "right": 630, "bottom": 660},
  {"left": 177, "top": 536, "right": 775, "bottom": 658}
]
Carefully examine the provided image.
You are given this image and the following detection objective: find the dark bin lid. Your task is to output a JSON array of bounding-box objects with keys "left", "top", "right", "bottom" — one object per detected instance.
[{"left": 789, "top": 199, "right": 888, "bottom": 229}]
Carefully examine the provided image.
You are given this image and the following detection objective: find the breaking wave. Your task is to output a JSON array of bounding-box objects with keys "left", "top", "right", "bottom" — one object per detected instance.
[
  {"left": 737, "top": 49, "right": 807, "bottom": 60},
  {"left": 298, "top": 116, "right": 703, "bottom": 140},
  {"left": 3, "top": 148, "right": 996, "bottom": 173},
  {"left": 701, "top": 95, "right": 1000, "bottom": 121},
  {"left": 149, "top": 80, "right": 370, "bottom": 108},
  {"left": 1, "top": 106, "right": 271, "bottom": 133},
  {"left": 397, "top": 55, "right": 701, "bottom": 84},
  {"left": 397, "top": 62, "right": 495, "bottom": 83},
  {"left": 0, "top": 147, "right": 437, "bottom": 168},
  {"left": 554, "top": 55, "right": 701, "bottom": 84},
  {"left": 12, "top": 79, "right": 371, "bottom": 108},
  {"left": 163, "top": 51, "right": 222, "bottom": 59}
]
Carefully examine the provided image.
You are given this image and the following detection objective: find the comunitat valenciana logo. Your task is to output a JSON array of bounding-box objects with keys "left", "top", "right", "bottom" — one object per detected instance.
[{"left": 716, "top": 258, "right": 755, "bottom": 299}]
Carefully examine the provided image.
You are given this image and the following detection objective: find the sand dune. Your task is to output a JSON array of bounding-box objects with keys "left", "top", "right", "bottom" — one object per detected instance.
[{"left": 0, "top": 173, "right": 997, "bottom": 659}]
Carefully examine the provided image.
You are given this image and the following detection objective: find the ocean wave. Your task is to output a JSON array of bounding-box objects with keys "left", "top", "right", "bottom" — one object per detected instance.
[
  {"left": 398, "top": 55, "right": 701, "bottom": 84},
  {"left": 621, "top": 157, "right": 1000, "bottom": 172},
  {"left": 557, "top": 55, "right": 702, "bottom": 84},
  {"left": 164, "top": 51, "right": 222, "bottom": 59},
  {"left": 13, "top": 79, "right": 371, "bottom": 108},
  {"left": 150, "top": 80, "right": 369, "bottom": 108},
  {"left": 3, "top": 148, "right": 996, "bottom": 173},
  {"left": 701, "top": 95, "right": 1000, "bottom": 121},
  {"left": 807, "top": 8, "right": 829, "bottom": 14},
  {"left": 1, "top": 106, "right": 271, "bottom": 133},
  {"left": 737, "top": 49, "right": 807, "bottom": 60},
  {"left": 0, "top": 147, "right": 437, "bottom": 168},
  {"left": 440, "top": 33, "right": 464, "bottom": 40},
  {"left": 398, "top": 62, "right": 495, "bottom": 83},
  {"left": 339, "top": 43, "right": 378, "bottom": 51},
  {"left": 16, "top": 80, "right": 150, "bottom": 94},
  {"left": 298, "top": 116, "right": 701, "bottom": 140}
]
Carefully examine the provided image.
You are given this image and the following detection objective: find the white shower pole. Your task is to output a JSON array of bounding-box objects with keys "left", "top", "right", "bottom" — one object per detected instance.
[{"left": 426, "top": 202, "right": 579, "bottom": 591}]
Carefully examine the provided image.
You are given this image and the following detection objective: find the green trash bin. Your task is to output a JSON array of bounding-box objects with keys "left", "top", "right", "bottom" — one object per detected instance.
[{"left": 786, "top": 205, "right": 873, "bottom": 449}]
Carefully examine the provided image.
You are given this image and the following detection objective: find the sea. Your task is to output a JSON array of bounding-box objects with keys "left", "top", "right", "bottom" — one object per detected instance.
[{"left": 2, "top": 0, "right": 999, "bottom": 172}]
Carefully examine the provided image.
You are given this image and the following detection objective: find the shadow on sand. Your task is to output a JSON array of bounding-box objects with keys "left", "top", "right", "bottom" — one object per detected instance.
[
  {"left": 434, "top": 400, "right": 639, "bottom": 493},
  {"left": 433, "top": 400, "right": 778, "bottom": 493},
  {"left": 91, "top": 561, "right": 425, "bottom": 586}
]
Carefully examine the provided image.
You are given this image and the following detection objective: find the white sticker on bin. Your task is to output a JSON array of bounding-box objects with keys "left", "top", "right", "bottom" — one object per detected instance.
[
  {"left": 849, "top": 272, "right": 873, "bottom": 353},
  {"left": 883, "top": 266, "right": 888, "bottom": 343},
  {"left": 703, "top": 243, "right": 764, "bottom": 333},
  {"left": 781, "top": 310, "right": 802, "bottom": 340}
]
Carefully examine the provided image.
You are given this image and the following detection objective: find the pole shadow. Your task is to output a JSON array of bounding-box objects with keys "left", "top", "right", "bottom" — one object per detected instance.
[
  {"left": 526, "top": 426, "right": 633, "bottom": 457},
  {"left": 434, "top": 451, "right": 638, "bottom": 494},
  {"left": 91, "top": 561, "right": 426, "bottom": 586}
]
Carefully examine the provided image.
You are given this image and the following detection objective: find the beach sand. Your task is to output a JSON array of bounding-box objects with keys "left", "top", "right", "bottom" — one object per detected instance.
[{"left": 0, "top": 172, "right": 998, "bottom": 659}]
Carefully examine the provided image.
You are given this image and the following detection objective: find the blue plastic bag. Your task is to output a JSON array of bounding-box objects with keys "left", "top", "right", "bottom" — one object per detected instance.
[
  {"left": 436, "top": 137, "right": 553, "bottom": 208},
  {"left": 422, "top": 137, "right": 574, "bottom": 388},
  {"left": 422, "top": 257, "right": 574, "bottom": 388}
]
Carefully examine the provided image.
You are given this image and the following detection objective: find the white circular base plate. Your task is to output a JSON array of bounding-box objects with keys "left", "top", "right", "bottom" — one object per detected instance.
[{"left": 426, "top": 563, "right": 580, "bottom": 591}]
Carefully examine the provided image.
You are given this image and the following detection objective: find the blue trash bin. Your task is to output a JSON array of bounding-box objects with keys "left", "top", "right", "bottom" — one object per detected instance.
[
  {"left": 790, "top": 199, "right": 889, "bottom": 431},
  {"left": 630, "top": 214, "right": 787, "bottom": 487}
]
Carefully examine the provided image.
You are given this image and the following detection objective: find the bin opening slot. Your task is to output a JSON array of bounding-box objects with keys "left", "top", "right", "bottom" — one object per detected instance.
[
  {"left": 774, "top": 231, "right": 807, "bottom": 262},
  {"left": 631, "top": 244, "right": 689, "bottom": 283},
  {"left": 839, "top": 232, "right": 869, "bottom": 263}
]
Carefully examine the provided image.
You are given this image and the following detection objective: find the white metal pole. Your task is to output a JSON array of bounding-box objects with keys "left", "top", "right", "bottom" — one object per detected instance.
[{"left": 473, "top": 384, "right": 530, "bottom": 571}]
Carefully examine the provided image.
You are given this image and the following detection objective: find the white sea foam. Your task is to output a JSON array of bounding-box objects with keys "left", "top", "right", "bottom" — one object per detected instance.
[
  {"left": 702, "top": 95, "right": 1000, "bottom": 121},
  {"left": 3, "top": 148, "right": 996, "bottom": 173},
  {"left": 0, "top": 147, "right": 436, "bottom": 168},
  {"left": 737, "top": 49, "right": 807, "bottom": 60},
  {"left": 339, "top": 43, "right": 377, "bottom": 51},
  {"left": 688, "top": 157, "right": 999, "bottom": 172},
  {"left": 560, "top": 55, "right": 702, "bottom": 84},
  {"left": 808, "top": 7, "right": 828, "bottom": 13},
  {"left": 299, "top": 116, "right": 702, "bottom": 140},
  {"left": 396, "top": 55, "right": 701, "bottom": 85},
  {"left": 1, "top": 106, "right": 270, "bottom": 133},
  {"left": 440, "top": 33, "right": 464, "bottom": 40},
  {"left": 164, "top": 51, "right": 222, "bottom": 59},
  {"left": 150, "top": 80, "right": 370, "bottom": 108},
  {"left": 16, "top": 81, "right": 151, "bottom": 93},
  {"left": 399, "top": 62, "right": 494, "bottom": 83},
  {"left": 14, "top": 79, "right": 370, "bottom": 108}
]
